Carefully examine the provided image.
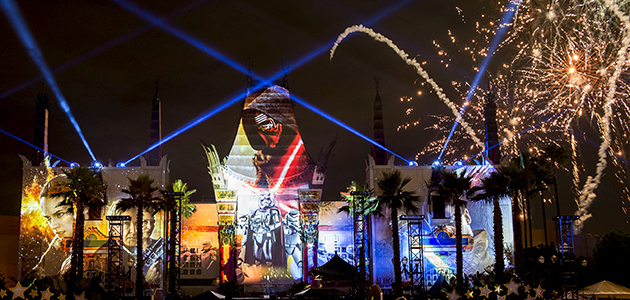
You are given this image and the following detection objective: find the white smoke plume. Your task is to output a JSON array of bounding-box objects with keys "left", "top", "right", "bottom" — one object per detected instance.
[
  {"left": 330, "top": 24, "right": 484, "bottom": 149},
  {"left": 575, "top": 0, "right": 630, "bottom": 230}
]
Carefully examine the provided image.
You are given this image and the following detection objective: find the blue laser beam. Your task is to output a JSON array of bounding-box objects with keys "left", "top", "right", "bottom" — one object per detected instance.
[
  {"left": 111, "top": 0, "right": 258, "bottom": 80},
  {"left": 123, "top": 0, "right": 411, "bottom": 164},
  {"left": 290, "top": 94, "right": 411, "bottom": 164},
  {"left": 1, "top": 0, "right": 96, "bottom": 161},
  {"left": 438, "top": 0, "right": 522, "bottom": 160},
  {"left": 123, "top": 89, "right": 250, "bottom": 165},
  {"left": 0, "top": 128, "right": 71, "bottom": 165},
  {"left": 0, "top": 0, "right": 208, "bottom": 100},
  {"left": 278, "top": 0, "right": 414, "bottom": 76}
]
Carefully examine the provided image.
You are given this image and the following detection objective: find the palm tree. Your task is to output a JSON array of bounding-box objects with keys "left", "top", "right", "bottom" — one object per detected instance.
[
  {"left": 471, "top": 170, "right": 510, "bottom": 283},
  {"left": 376, "top": 171, "right": 420, "bottom": 297},
  {"left": 59, "top": 167, "right": 106, "bottom": 282},
  {"left": 429, "top": 170, "right": 479, "bottom": 286},
  {"left": 164, "top": 179, "right": 196, "bottom": 297},
  {"left": 116, "top": 174, "right": 164, "bottom": 300},
  {"left": 541, "top": 144, "right": 570, "bottom": 216},
  {"left": 498, "top": 158, "right": 529, "bottom": 276}
]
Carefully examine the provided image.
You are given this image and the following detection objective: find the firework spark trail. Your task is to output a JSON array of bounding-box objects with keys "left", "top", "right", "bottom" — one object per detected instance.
[
  {"left": 575, "top": 0, "right": 630, "bottom": 229},
  {"left": 330, "top": 24, "right": 484, "bottom": 148}
]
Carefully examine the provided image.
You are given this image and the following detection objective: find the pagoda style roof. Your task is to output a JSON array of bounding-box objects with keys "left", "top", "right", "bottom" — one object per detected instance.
[{"left": 309, "top": 253, "right": 356, "bottom": 279}]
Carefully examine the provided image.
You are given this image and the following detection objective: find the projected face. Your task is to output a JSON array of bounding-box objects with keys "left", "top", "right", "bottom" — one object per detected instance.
[
  {"left": 120, "top": 208, "right": 156, "bottom": 248},
  {"left": 40, "top": 195, "right": 73, "bottom": 239},
  {"left": 39, "top": 176, "right": 74, "bottom": 239},
  {"left": 255, "top": 113, "right": 282, "bottom": 148}
]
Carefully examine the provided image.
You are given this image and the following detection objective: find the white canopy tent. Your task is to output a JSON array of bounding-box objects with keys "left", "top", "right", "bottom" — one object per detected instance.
[{"left": 579, "top": 280, "right": 630, "bottom": 299}]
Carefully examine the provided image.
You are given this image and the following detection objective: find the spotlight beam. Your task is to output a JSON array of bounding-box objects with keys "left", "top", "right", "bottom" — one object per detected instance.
[
  {"left": 1, "top": 0, "right": 96, "bottom": 161},
  {"left": 290, "top": 94, "right": 411, "bottom": 164},
  {"left": 0, "top": 128, "right": 70, "bottom": 165},
  {"left": 123, "top": 88, "right": 251, "bottom": 165},
  {"left": 111, "top": 0, "right": 259, "bottom": 80},
  {"left": 0, "top": 0, "right": 209, "bottom": 100},
  {"left": 438, "top": 0, "right": 521, "bottom": 160},
  {"left": 284, "top": 0, "right": 414, "bottom": 74},
  {"left": 123, "top": 0, "right": 412, "bottom": 164}
]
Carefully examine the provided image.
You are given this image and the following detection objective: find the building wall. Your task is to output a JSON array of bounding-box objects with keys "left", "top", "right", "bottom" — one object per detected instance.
[{"left": 0, "top": 215, "right": 19, "bottom": 279}]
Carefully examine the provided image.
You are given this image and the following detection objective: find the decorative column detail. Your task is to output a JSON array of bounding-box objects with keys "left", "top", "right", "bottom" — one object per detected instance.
[
  {"left": 216, "top": 190, "right": 238, "bottom": 282},
  {"left": 299, "top": 189, "right": 322, "bottom": 281}
]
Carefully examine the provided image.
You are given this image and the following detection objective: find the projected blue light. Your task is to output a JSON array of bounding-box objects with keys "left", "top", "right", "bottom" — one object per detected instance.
[
  {"left": 454, "top": 161, "right": 464, "bottom": 167},
  {"left": 70, "top": 162, "right": 80, "bottom": 168},
  {"left": 278, "top": 0, "right": 414, "bottom": 79},
  {"left": 122, "top": 0, "right": 410, "bottom": 164},
  {"left": 116, "top": 162, "right": 126, "bottom": 168},
  {"left": 112, "top": 0, "right": 258, "bottom": 80},
  {"left": 0, "top": 0, "right": 208, "bottom": 100},
  {"left": 438, "top": 0, "right": 521, "bottom": 160},
  {"left": 1, "top": 0, "right": 96, "bottom": 161},
  {"left": 91, "top": 161, "right": 103, "bottom": 169},
  {"left": 290, "top": 94, "right": 411, "bottom": 164},
  {"left": 124, "top": 89, "right": 250, "bottom": 165},
  {"left": 408, "top": 161, "right": 418, "bottom": 166},
  {"left": 0, "top": 128, "right": 71, "bottom": 165}
]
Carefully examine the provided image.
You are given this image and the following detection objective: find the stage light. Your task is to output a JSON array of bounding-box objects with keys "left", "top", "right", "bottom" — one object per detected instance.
[
  {"left": 408, "top": 161, "right": 418, "bottom": 166},
  {"left": 454, "top": 161, "right": 464, "bottom": 167},
  {"left": 116, "top": 162, "right": 126, "bottom": 168},
  {"left": 70, "top": 162, "right": 80, "bottom": 168},
  {"left": 91, "top": 161, "right": 102, "bottom": 169},
  {"left": 432, "top": 160, "right": 442, "bottom": 167}
]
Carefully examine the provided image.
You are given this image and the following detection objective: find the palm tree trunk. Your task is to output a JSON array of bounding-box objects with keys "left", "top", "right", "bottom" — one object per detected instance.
[
  {"left": 493, "top": 197, "right": 505, "bottom": 283},
  {"left": 454, "top": 201, "right": 463, "bottom": 285},
  {"left": 391, "top": 207, "right": 402, "bottom": 297},
  {"left": 136, "top": 203, "right": 144, "bottom": 300},
  {"left": 73, "top": 199, "right": 85, "bottom": 281},
  {"left": 512, "top": 192, "right": 524, "bottom": 276}
]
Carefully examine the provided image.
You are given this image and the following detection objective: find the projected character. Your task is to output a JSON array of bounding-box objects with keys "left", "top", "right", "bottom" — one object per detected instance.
[
  {"left": 283, "top": 209, "right": 302, "bottom": 270},
  {"left": 34, "top": 175, "right": 74, "bottom": 275},
  {"left": 245, "top": 192, "right": 284, "bottom": 266},
  {"left": 241, "top": 87, "right": 312, "bottom": 188},
  {"left": 200, "top": 240, "right": 218, "bottom": 278},
  {"left": 108, "top": 202, "right": 163, "bottom": 285}
]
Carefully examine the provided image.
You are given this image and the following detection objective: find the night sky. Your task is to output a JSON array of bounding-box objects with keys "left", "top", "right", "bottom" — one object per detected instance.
[{"left": 1, "top": 0, "right": 626, "bottom": 235}]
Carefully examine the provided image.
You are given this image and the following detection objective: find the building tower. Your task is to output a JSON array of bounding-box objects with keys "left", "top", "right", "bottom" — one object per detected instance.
[
  {"left": 31, "top": 88, "right": 49, "bottom": 166},
  {"left": 484, "top": 90, "right": 500, "bottom": 165},
  {"left": 146, "top": 83, "right": 162, "bottom": 166},
  {"left": 372, "top": 79, "right": 388, "bottom": 165}
]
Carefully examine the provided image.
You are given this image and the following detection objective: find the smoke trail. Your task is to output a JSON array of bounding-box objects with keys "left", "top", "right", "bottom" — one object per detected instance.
[
  {"left": 575, "top": 0, "right": 630, "bottom": 230},
  {"left": 330, "top": 25, "right": 484, "bottom": 148}
]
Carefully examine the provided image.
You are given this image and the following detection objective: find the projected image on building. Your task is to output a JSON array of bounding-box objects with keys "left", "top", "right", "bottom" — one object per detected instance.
[
  {"left": 18, "top": 157, "right": 169, "bottom": 293},
  {"left": 206, "top": 85, "right": 326, "bottom": 284}
]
